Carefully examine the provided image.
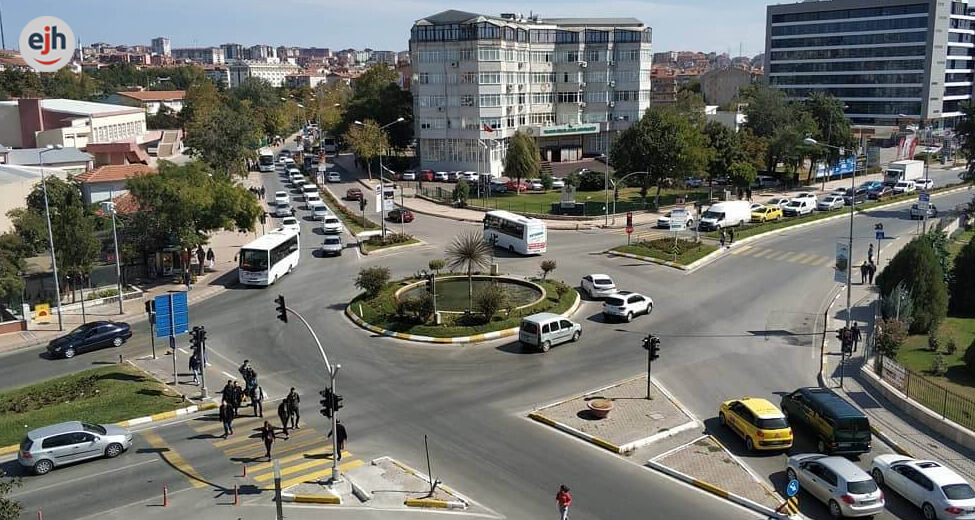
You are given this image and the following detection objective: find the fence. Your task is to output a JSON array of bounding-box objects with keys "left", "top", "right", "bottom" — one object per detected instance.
[{"left": 875, "top": 354, "right": 975, "bottom": 433}]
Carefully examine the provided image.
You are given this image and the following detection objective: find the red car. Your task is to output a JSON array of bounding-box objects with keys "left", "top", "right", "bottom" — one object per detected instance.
[
  {"left": 506, "top": 180, "right": 528, "bottom": 192},
  {"left": 419, "top": 170, "right": 435, "bottom": 182},
  {"left": 345, "top": 188, "right": 363, "bottom": 201},
  {"left": 387, "top": 208, "right": 415, "bottom": 223}
]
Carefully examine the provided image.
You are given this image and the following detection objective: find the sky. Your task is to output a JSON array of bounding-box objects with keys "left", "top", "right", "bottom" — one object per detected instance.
[{"left": 3, "top": 0, "right": 769, "bottom": 57}]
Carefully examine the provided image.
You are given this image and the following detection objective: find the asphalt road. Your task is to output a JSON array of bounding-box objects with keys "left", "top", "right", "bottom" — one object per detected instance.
[{"left": 2, "top": 155, "right": 969, "bottom": 520}]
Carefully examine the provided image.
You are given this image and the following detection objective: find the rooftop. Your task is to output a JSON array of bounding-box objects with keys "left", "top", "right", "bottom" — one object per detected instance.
[
  {"left": 3, "top": 147, "right": 93, "bottom": 165},
  {"left": 75, "top": 164, "right": 155, "bottom": 184},
  {"left": 35, "top": 99, "right": 142, "bottom": 117},
  {"left": 416, "top": 10, "right": 644, "bottom": 28},
  {"left": 115, "top": 90, "right": 186, "bottom": 102}
]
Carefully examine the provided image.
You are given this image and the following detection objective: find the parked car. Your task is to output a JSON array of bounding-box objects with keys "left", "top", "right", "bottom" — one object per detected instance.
[
  {"left": 326, "top": 171, "right": 341, "bottom": 183},
  {"left": 461, "top": 171, "right": 478, "bottom": 182},
  {"left": 274, "top": 191, "right": 290, "bottom": 206},
  {"left": 749, "top": 203, "right": 764, "bottom": 212},
  {"left": 345, "top": 188, "right": 363, "bottom": 201},
  {"left": 766, "top": 197, "right": 791, "bottom": 209},
  {"left": 794, "top": 192, "right": 818, "bottom": 204},
  {"left": 47, "top": 321, "right": 132, "bottom": 359},
  {"left": 528, "top": 179, "right": 544, "bottom": 191},
  {"left": 657, "top": 208, "right": 696, "bottom": 229},
  {"left": 783, "top": 199, "right": 815, "bottom": 217},
  {"left": 580, "top": 274, "right": 618, "bottom": 299},
  {"left": 751, "top": 205, "right": 783, "bottom": 223},
  {"left": 447, "top": 171, "right": 462, "bottom": 182},
  {"left": 601, "top": 291, "right": 653, "bottom": 322},
  {"left": 321, "top": 236, "right": 343, "bottom": 256},
  {"left": 817, "top": 195, "right": 846, "bottom": 211},
  {"left": 280, "top": 216, "right": 300, "bottom": 233},
  {"left": 519, "top": 313, "right": 581, "bottom": 352},
  {"left": 910, "top": 203, "right": 938, "bottom": 219},
  {"left": 719, "top": 398, "right": 793, "bottom": 451},
  {"left": 893, "top": 180, "right": 917, "bottom": 194},
  {"left": 387, "top": 208, "right": 415, "bottom": 223},
  {"left": 753, "top": 175, "right": 780, "bottom": 189},
  {"left": 490, "top": 180, "right": 508, "bottom": 194},
  {"left": 868, "top": 186, "right": 893, "bottom": 200},
  {"left": 434, "top": 171, "right": 449, "bottom": 182},
  {"left": 684, "top": 177, "right": 703, "bottom": 188},
  {"left": 18, "top": 421, "right": 133, "bottom": 475},
  {"left": 400, "top": 170, "right": 416, "bottom": 181},
  {"left": 860, "top": 180, "right": 883, "bottom": 192},
  {"left": 321, "top": 216, "right": 342, "bottom": 234},
  {"left": 842, "top": 187, "right": 869, "bottom": 206},
  {"left": 916, "top": 178, "right": 934, "bottom": 190},
  {"left": 786, "top": 454, "right": 885, "bottom": 518},
  {"left": 551, "top": 177, "right": 566, "bottom": 189},
  {"left": 506, "top": 180, "right": 528, "bottom": 192},
  {"left": 871, "top": 455, "right": 975, "bottom": 520},
  {"left": 780, "top": 387, "right": 871, "bottom": 455},
  {"left": 419, "top": 169, "right": 435, "bottom": 181}
]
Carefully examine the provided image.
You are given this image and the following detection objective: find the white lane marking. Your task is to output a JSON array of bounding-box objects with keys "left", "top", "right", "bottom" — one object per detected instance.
[
  {"left": 10, "top": 458, "right": 159, "bottom": 498},
  {"left": 221, "top": 371, "right": 238, "bottom": 380}
]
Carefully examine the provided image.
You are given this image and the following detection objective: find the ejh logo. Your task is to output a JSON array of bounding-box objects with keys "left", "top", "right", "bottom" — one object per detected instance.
[{"left": 19, "top": 16, "right": 75, "bottom": 72}]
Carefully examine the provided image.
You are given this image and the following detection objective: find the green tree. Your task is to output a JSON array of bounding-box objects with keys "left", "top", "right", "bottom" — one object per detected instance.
[
  {"left": 540, "top": 259, "right": 557, "bottom": 280},
  {"left": 877, "top": 238, "right": 949, "bottom": 334},
  {"left": 704, "top": 121, "right": 744, "bottom": 196},
  {"left": 540, "top": 173, "right": 554, "bottom": 191},
  {"left": 0, "top": 68, "right": 44, "bottom": 98},
  {"left": 185, "top": 105, "right": 258, "bottom": 177},
  {"left": 355, "top": 266, "right": 390, "bottom": 298},
  {"left": 146, "top": 105, "right": 181, "bottom": 130},
  {"left": 181, "top": 80, "right": 223, "bottom": 131},
  {"left": 955, "top": 102, "right": 975, "bottom": 183},
  {"left": 343, "top": 119, "right": 389, "bottom": 179},
  {"left": 741, "top": 85, "right": 802, "bottom": 174},
  {"left": 39, "top": 68, "right": 98, "bottom": 100},
  {"left": 503, "top": 131, "right": 541, "bottom": 191},
  {"left": 311, "top": 81, "right": 351, "bottom": 136},
  {"left": 611, "top": 105, "right": 710, "bottom": 208},
  {"left": 727, "top": 161, "right": 757, "bottom": 189},
  {"left": 0, "top": 469, "right": 23, "bottom": 520},
  {"left": 445, "top": 231, "right": 492, "bottom": 311},
  {"left": 0, "top": 233, "right": 27, "bottom": 304},
  {"left": 951, "top": 234, "right": 975, "bottom": 315},
  {"left": 876, "top": 318, "right": 909, "bottom": 358},
  {"left": 428, "top": 259, "right": 445, "bottom": 274},
  {"left": 474, "top": 284, "right": 509, "bottom": 322},
  {"left": 805, "top": 92, "right": 855, "bottom": 177},
  {"left": 338, "top": 64, "right": 413, "bottom": 150},
  {"left": 453, "top": 179, "right": 471, "bottom": 206}
]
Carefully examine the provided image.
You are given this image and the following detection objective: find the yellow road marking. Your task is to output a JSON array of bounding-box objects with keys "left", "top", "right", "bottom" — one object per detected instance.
[
  {"left": 268, "top": 459, "right": 365, "bottom": 490},
  {"left": 142, "top": 430, "right": 209, "bottom": 489},
  {"left": 223, "top": 430, "right": 316, "bottom": 456},
  {"left": 226, "top": 434, "right": 323, "bottom": 459},
  {"left": 791, "top": 253, "right": 813, "bottom": 264},
  {"left": 254, "top": 457, "right": 332, "bottom": 482},
  {"left": 764, "top": 251, "right": 787, "bottom": 260},
  {"left": 782, "top": 252, "right": 804, "bottom": 263},
  {"left": 750, "top": 248, "right": 772, "bottom": 258},
  {"left": 729, "top": 245, "right": 753, "bottom": 255},
  {"left": 248, "top": 449, "right": 347, "bottom": 476},
  {"left": 808, "top": 256, "right": 831, "bottom": 266},
  {"left": 192, "top": 415, "right": 263, "bottom": 434}
]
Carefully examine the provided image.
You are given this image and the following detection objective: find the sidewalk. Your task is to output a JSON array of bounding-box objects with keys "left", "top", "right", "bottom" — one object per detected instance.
[
  {"left": 822, "top": 232, "right": 975, "bottom": 481},
  {"left": 0, "top": 138, "right": 297, "bottom": 355}
]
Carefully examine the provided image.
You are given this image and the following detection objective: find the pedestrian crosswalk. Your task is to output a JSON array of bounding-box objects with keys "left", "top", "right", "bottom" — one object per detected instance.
[
  {"left": 727, "top": 245, "right": 833, "bottom": 266},
  {"left": 188, "top": 412, "right": 364, "bottom": 490}
]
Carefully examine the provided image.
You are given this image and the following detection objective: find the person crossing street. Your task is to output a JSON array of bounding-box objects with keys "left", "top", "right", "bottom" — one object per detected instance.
[
  {"left": 277, "top": 401, "right": 291, "bottom": 439},
  {"left": 327, "top": 420, "right": 347, "bottom": 460},
  {"left": 260, "top": 421, "right": 275, "bottom": 460},
  {"left": 286, "top": 387, "right": 300, "bottom": 429},
  {"left": 556, "top": 485, "right": 572, "bottom": 520},
  {"left": 251, "top": 384, "right": 264, "bottom": 417}
]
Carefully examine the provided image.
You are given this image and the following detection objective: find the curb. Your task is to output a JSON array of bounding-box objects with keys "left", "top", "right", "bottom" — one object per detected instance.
[
  {"left": 606, "top": 250, "right": 692, "bottom": 271},
  {"left": 377, "top": 456, "right": 469, "bottom": 510},
  {"left": 870, "top": 425, "right": 914, "bottom": 457},
  {"left": 281, "top": 491, "right": 342, "bottom": 504},
  {"left": 645, "top": 458, "right": 790, "bottom": 520},
  {"left": 344, "top": 290, "right": 581, "bottom": 344},
  {"left": 360, "top": 239, "right": 426, "bottom": 256},
  {"left": 404, "top": 497, "right": 466, "bottom": 509},
  {"left": 528, "top": 411, "right": 623, "bottom": 453},
  {"left": 0, "top": 401, "right": 219, "bottom": 457}
]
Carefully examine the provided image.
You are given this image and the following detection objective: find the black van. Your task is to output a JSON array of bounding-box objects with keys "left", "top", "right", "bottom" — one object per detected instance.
[{"left": 780, "top": 387, "right": 871, "bottom": 455}]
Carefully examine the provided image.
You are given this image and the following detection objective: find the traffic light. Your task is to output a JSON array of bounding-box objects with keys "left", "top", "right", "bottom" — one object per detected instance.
[
  {"left": 275, "top": 295, "right": 287, "bottom": 323},
  {"left": 359, "top": 198, "right": 367, "bottom": 212},
  {"left": 190, "top": 326, "right": 201, "bottom": 355},
  {"left": 425, "top": 273, "right": 433, "bottom": 290},
  {"left": 838, "top": 327, "right": 854, "bottom": 354},
  {"left": 642, "top": 334, "right": 651, "bottom": 350},
  {"left": 259, "top": 212, "right": 267, "bottom": 225},
  {"left": 649, "top": 335, "right": 661, "bottom": 361},
  {"left": 145, "top": 300, "right": 155, "bottom": 315},
  {"left": 319, "top": 388, "right": 333, "bottom": 418},
  {"left": 332, "top": 393, "right": 344, "bottom": 412},
  {"left": 874, "top": 223, "right": 884, "bottom": 232},
  {"left": 198, "top": 325, "right": 207, "bottom": 350}
]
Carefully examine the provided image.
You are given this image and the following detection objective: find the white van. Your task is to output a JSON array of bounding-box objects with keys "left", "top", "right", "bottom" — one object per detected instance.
[
  {"left": 698, "top": 201, "right": 752, "bottom": 231},
  {"left": 519, "top": 312, "right": 582, "bottom": 352}
]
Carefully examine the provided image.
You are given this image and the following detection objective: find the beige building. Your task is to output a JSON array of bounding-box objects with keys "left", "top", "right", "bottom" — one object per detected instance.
[
  {"left": 0, "top": 99, "right": 147, "bottom": 149},
  {"left": 228, "top": 60, "right": 301, "bottom": 87},
  {"left": 700, "top": 67, "right": 758, "bottom": 107}
]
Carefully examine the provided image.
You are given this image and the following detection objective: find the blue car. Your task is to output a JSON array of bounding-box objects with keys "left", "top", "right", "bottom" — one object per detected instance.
[{"left": 859, "top": 180, "right": 883, "bottom": 192}]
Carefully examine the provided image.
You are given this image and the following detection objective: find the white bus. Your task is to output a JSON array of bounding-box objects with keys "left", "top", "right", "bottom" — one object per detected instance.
[
  {"left": 258, "top": 148, "right": 276, "bottom": 172},
  {"left": 321, "top": 137, "right": 337, "bottom": 154},
  {"left": 238, "top": 229, "right": 300, "bottom": 286},
  {"left": 483, "top": 210, "right": 547, "bottom": 255}
]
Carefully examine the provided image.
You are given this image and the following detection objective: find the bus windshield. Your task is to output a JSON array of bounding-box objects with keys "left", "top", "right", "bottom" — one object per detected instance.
[
  {"left": 258, "top": 155, "right": 274, "bottom": 166},
  {"left": 239, "top": 249, "right": 269, "bottom": 271}
]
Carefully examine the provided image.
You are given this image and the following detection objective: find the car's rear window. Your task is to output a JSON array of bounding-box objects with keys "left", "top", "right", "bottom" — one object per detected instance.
[
  {"left": 835, "top": 417, "right": 871, "bottom": 441},
  {"left": 605, "top": 297, "right": 625, "bottom": 306},
  {"left": 847, "top": 479, "right": 878, "bottom": 494},
  {"left": 20, "top": 437, "right": 32, "bottom": 451},
  {"left": 756, "top": 417, "right": 789, "bottom": 430},
  {"left": 521, "top": 322, "right": 538, "bottom": 334},
  {"left": 943, "top": 484, "right": 975, "bottom": 500},
  {"left": 593, "top": 278, "right": 613, "bottom": 286},
  {"left": 325, "top": 237, "right": 341, "bottom": 244}
]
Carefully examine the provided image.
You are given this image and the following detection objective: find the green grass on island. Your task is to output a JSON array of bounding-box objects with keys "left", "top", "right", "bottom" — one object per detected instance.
[
  {"left": 350, "top": 278, "right": 577, "bottom": 338},
  {"left": 613, "top": 238, "right": 719, "bottom": 266},
  {"left": 0, "top": 364, "right": 187, "bottom": 447}
]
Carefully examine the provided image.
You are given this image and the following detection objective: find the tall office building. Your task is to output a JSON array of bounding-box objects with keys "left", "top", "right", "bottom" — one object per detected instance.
[
  {"left": 151, "top": 37, "right": 171, "bottom": 57},
  {"left": 221, "top": 43, "right": 245, "bottom": 61},
  {"left": 765, "top": 0, "right": 975, "bottom": 126},
  {"left": 409, "top": 10, "right": 652, "bottom": 174}
]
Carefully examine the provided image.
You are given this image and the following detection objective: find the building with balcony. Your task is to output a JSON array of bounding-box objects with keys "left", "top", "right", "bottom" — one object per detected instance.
[
  {"left": 765, "top": 0, "right": 975, "bottom": 126},
  {"left": 228, "top": 60, "right": 301, "bottom": 88},
  {"left": 172, "top": 46, "right": 225, "bottom": 64},
  {"left": 410, "top": 10, "right": 652, "bottom": 174},
  {"left": 151, "top": 37, "right": 171, "bottom": 57}
]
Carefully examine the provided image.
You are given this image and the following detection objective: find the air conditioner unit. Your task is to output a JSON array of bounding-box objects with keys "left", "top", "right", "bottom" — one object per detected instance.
[
  {"left": 609, "top": 101, "right": 615, "bottom": 108},
  {"left": 609, "top": 61, "right": 615, "bottom": 66},
  {"left": 609, "top": 81, "right": 616, "bottom": 88},
  {"left": 507, "top": 84, "right": 514, "bottom": 92},
  {"left": 518, "top": 62, "right": 524, "bottom": 69},
  {"left": 437, "top": 107, "right": 444, "bottom": 112},
  {"left": 450, "top": 61, "right": 459, "bottom": 68},
  {"left": 580, "top": 82, "right": 587, "bottom": 88},
  {"left": 579, "top": 102, "right": 587, "bottom": 108},
  {"left": 580, "top": 61, "right": 588, "bottom": 68}
]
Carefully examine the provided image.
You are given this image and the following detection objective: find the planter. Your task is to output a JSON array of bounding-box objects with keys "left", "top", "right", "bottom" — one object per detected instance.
[{"left": 586, "top": 398, "right": 614, "bottom": 419}]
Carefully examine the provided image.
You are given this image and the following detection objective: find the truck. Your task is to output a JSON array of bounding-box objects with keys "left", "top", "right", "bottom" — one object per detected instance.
[
  {"left": 882, "top": 160, "right": 924, "bottom": 186},
  {"left": 698, "top": 200, "right": 752, "bottom": 231}
]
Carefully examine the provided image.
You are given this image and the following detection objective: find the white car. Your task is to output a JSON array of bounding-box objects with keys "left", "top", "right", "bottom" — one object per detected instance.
[
  {"left": 280, "top": 217, "right": 300, "bottom": 233},
  {"left": 283, "top": 157, "right": 295, "bottom": 167},
  {"left": 817, "top": 195, "right": 846, "bottom": 211},
  {"left": 766, "top": 197, "right": 790, "bottom": 208},
  {"left": 893, "top": 180, "right": 917, "bottom": 194},
  {"left": 551, "top": 177, "right": 566, "bottom": 189},
  {"left": 321, "top": 216, "right": 342, "bottom": 234},
  {"left": 287, "top": 167, "right": 302, "bottom": 176},
  {"left": 749, "top": 202, "right": 764, "bottom": 212},
  {"left": 528, "top": 179, "right": 544, "bottom": 191},
  {"left": 278, "top": 156, "right": 289, "bottom": 165},
  {"left": 784, "top": 199, "right": 814, "bottom": 216},
  {"left": 310, "top": 202, "right": 330, "bottom": 220},
  {"left": 871, "top": 455, "right": 975, "bottom": 520},
  {"left": 401, "top": 171, "right": 416, "bottom": 181},
  {"left": 274, "top": 203, "right": 295, "bottom": 218},
  {"left": 602, "top": 291, "right": 653, "bottom": 322},
  {"left": 793, "top": 192, "right": 818, "bottom": 204},
  {"left": 321, "top": 235, "right": 343, "bottom": 256},
  {"left": 305, "top": 193, "right": 323, "bottom": 207},
  {"left": 916, "top": 178, "right": 934, "bottom": 190},
  {"left": 462, "top": 171, "right": 478, "bottom": 182},
  {"left": 434, "top": 171, "right": 449, "bottom": 181},
  {"left": 657, "top": 208, "right": 695, "bottom": 229},
  {"left": 274, "top": 191, "right": 290, "bottom": 206},
  {"left": 327, "top": 172, "right": 341, "bottom": 183},
  {"left": 580, "top": 274, "right": 618, "bottom": 299}
]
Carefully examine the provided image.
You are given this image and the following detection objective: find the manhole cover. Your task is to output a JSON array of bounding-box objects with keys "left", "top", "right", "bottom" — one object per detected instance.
[{"left": 649, "top": 413, "right": 665, "bottom": 421}]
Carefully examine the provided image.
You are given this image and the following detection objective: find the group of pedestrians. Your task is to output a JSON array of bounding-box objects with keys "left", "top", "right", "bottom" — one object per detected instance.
[
  {"left": 860, "top": 243, "right": 877, "bottom": 284},
  {"left": 719, "top": 228, "right": 736, "bottom": 249},
  {"left": 250, "top": 186, "right": 267, "bottom": 200}
]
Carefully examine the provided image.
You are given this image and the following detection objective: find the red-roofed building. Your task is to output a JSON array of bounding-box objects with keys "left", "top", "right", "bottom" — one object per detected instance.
[
  {"left": 93, "top": 192, "right": 141, "bottom": 216},
  {"left": 76, "top": 164, "right": 156, "bottom": 204},
  {"left": 108, "top": 90, "right": 185, "bottom": 115}
]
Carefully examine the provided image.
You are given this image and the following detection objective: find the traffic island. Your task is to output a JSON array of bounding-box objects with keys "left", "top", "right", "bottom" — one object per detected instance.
[
  {"left": 609, "top": 239, "right": 719, "bottom": 271},
  {"left": 528, "top": 374, "right": 700, "bottom": 454}
]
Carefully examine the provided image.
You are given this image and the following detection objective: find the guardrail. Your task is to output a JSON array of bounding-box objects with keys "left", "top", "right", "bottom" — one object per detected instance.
[{"left": 874, "top": 354, "right": 975, "bottom": 433}]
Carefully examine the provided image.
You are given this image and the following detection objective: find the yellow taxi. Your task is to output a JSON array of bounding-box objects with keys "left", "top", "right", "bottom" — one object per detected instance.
[
  {"left": 719, "top": 397, "right": 793, "bottom": 451},
  {"left": 751, "top": 205, "right": 783, "bottom": 223}
]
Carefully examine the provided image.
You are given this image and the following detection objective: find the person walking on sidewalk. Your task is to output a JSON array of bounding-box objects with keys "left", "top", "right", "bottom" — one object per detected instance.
[
  {"left": 277, "top": 401, "right": 291, "bottom": 439},
  {"left": 327, "top": 420, "right": 348, "bottom": 460},
  {"left": 251, "top": 384, "right": 264, "bottom": 417},
  {"left": 868, "top": 261, "right": 877, "bottom": 285},
  {"left": 219, "top": 401, "right": 234, "bottom": 438},
  {"left": 206, "top": 247, "right": 215, "bottom": 270},
  {"left": 860, "top": 261, "right": 869, "bottom": 285},
  {"left": 852, "top": 322, "right": 861, "bottom": 352},
  {"left": 189, "top": 352, "right": 201, "bottom": 385},
  {"left": 260, "top": 186, "right": 266, "bottom": 200},
  {"left": 221, "top": 380, "right": 234, "bottom": 403},
  {"left": 196, "top": 246, "right": 206, "bottom": 276},
  {"left": 728, "top": 227, "right": 735, "bottom": 245},
  {"left": 260, "top": 421, "right": 275, "bottom": 460},
  {"left": 868, "top": 243, "right": 874, "bottom": 264},
  {"left": 286, "top": 387, "right": 300, "bottom": 429},
  {"left": 556, "top": 484, "right": 572, "bottom": 520},
  {"left": 719, "top": 229, "right": 726, "bottom": 249}
]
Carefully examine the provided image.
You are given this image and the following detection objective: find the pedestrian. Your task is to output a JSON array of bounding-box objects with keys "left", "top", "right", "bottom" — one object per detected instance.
[
  {"left": 852, "top": 322, "right": 861, "bottom": 352},
  {"left": 728, "top": 227, "right": 735, "bottom": 245},
  {"left": 556, "top": 484, "right": 572, "bottom": 520},
  {"left": 860, "top": 261, "right": 869, "bottom": 285},
  {"left": 286, "top": 387, "right": 301, "bottom": 430},
  {"left": 219, "top": 401, "right": 234, "bottom": 438},
  {"left": 189, "top": 352, "right": 201, "bottom": 385},
  {"left": 183, "top": 269, "right": 192, "bottom": 290},
  {"left": 221, "top": 379, "right": 234, "bottom": 403},
  {"left": 719, "top": 229, "right": 726, "bottom": 249},
  {"left": 868, "top": 261, "right": 876, "bottom": 284},
  {"left": 251, "top": 384, "right": 264, "bottom": 417},
  {"left": 277, "top": 401, "right": 291, "bottom": 439},
  {"left": 868, "top": 243, "right": 874, "bottom": 264},
  {"left": 327, "top": 420, "right": 348, "bottom": 460},
  {"left": 260, "top": 186, "right": 266, "bottom": 200},
  {"left": 206, "top": 247, "right": 215, "bottom": 270},
  {"left": 746, "top": 187, "right": 752, "bottom": 201},
  {"left": 260, "top": 421, "right": 275, "bottom": 460},
  {"left": 196, "top": 246, "right": 205, "bottom": 276},
  {"left": 232, "top": 381, "right": 244, "bottom": 417}
]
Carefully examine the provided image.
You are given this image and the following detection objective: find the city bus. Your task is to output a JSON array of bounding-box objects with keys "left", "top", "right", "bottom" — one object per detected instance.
[
  {"left": 238, "top": 229, "right": 300, "bottom": 286},
  {"left": 321, "top": 137, "right": 337, "bottom": 154},
  {"left": 483, "top": 210, "right": 547, "bottom": 255},
  {"left": 258, "top": 148, "right": 276, "bottom": 172}
]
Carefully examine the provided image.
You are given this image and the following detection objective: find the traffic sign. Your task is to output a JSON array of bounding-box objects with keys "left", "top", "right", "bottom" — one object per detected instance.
[
  {"left": 918, "top": 192, "right": 930, "bottom": 203},
  {"left": 876, "top": 230, "right": 885, "bottom": 240},
  {"left": 786, "top": 478, "right": 799, "bottom": 497},
  {"left": 670, "top": 208, "right": 688, "bottom": 231},
  {"left": 154, "top": 292, "right": 189, "bottom": 338},
  {"left": 626, "top": 225, "right": 634, "bottom": 235}
]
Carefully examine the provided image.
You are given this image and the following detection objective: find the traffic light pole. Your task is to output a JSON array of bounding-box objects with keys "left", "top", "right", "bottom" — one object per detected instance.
[{"left": 200, "top": 327, "right": 208, "bottom": 399}]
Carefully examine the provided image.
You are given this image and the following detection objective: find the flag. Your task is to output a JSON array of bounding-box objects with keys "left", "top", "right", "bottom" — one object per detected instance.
[{"left": 482, "top": 123, "right": 495, "bottom": 133}]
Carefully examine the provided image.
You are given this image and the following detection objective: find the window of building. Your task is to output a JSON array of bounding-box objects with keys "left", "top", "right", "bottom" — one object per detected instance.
[
  {"left": 479, "top": 72, "right": 502, "bottom": 84},
  {"left": 557, "top": 91, "right": 581, "bottom": 103},
  {"left": 584, "top": 91, "right": 609, "bottom": 103},
  {"left": 614, "top": 30, "right": 642, "bottom": 43},
  {"left": 583, "top": 112, "right": 608, "bottom": 123},
  {"left": 769, "top": 59, "right": 927, "bottom": 73},
  {"left": 530, "top": 29, "right": 556, "bottom": 43},
  {"left": 769, "top": 45, "right": 927, "bottom": 61},
  {"left": 477, "top": 22, "right": 501, "bottom": 40},
  {"left": 587, "top": 49, "right": 609, "bottom": 62},
  {"left": 530, "top": 112, "right": 556, "bottom": 125},
  {"left": 419, "top": 95, "right": 446, "bottom": 107},
  {"left": 585, "top": 30, "right": 609, "bottom": 43},
  {"left": 480, "top": 94, "right": 502, "bottom": 107},
  {"left": 557, "top": 50, "right": 580, "bottom": 63},
  {"left": 419, "top": 118, "right": 447, "bottom": 129},
  {"left": 585, "top": 71, "right": 610, "bottom": 83},
  {"left": 531, "top": 72, "right": 556, "bottom": 83},
  {"left": 461, "top": 72, "right": 478, "bottom": 84},
  {"left": 771, "top": 16, "right": 928, "bottom": 37},
  {"left": 770, "top": 4, "right": 928, "bottom": 24},
  {"left": 478, "top": 47, "right": 501, "bottom": 61},
  {"left": 531, "top": 51, "right": 553, "bottom": 63},
  {"left": 617, "top": 49, "right": 640, "bottom": 61},
  {"left": 481, "top": 117, "right": 502, "bottom": 130},
  {"left": 769, "top": 72, "right": 926, "bottom": 85},
  {"left": 772, "top": 31, "right": 927, "bottom": 49},
  {"left": 461, "top": 94, "right": 476, "bottom": 107},
  {"left": 459, "top": 48, "right": 475, "bottom": 61},
  {"left": 532, "top": 92, "right": 555, "bottom": 104},
  {"left": 615, "top": 90, "right": 639, "bottom": 101}
]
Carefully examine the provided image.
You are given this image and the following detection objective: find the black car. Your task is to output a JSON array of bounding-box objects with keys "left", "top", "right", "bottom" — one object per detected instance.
[
  {"left": 47, "top": 321, "right": 132, "bottom": 359},
  {"left": 842, "top": 187, "right": 869, "bottom": 206}
]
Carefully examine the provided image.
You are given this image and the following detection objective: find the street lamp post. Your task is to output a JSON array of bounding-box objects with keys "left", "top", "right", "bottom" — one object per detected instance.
[
  {"left": 38, "top": 145, "right": 65, "bottom": 331},
  {"left": 355, "top": 118, "right": 405, "bottom": 239},
  {"left": 899, "top": 113, "right": 932, "bottom": 233},
  {"left": 102, "top": 201, "right": 126, "bottom": 314}
]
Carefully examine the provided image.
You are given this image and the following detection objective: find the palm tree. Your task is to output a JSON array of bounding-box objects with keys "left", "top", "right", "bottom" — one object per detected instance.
[{"left": 445, "top": 231, "right": 493, "bottom": 310}]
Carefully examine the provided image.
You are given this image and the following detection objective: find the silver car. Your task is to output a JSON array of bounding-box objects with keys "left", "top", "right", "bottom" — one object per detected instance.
[
  {"left": 19, "top": 421, "right": 133, "bottom": 475},
  {"left": 787, "top": 454, "right": 885, "bottom": 518}
]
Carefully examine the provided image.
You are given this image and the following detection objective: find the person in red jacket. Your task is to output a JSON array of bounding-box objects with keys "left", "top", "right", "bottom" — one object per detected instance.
[{"left": 556, "top": 484, "right": 572, "bottom": 519}]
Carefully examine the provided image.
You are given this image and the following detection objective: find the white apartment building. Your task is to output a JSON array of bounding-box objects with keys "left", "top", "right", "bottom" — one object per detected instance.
[
  {"left": 151, "top": 37, "right": 171, "bottom": 57},
  {"left": 172, "top": 47, "right": 225, "bottom": 65},
  {"left": 410, "top": 10, "right": 652, "bottom": 175},
  {"left": 228, "top": 60, "right": 301, "bottom": 88}
]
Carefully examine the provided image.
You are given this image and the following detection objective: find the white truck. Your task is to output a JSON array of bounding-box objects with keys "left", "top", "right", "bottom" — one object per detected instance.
[
  {"left": 883, "top": 160, "right": 924, "bottom": 186},
  {"left": 698, "top": 201, "right": 752, "bottom": 231}
]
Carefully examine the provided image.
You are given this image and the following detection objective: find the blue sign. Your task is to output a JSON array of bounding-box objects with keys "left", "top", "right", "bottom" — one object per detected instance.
[
  {"left": 919, "top": 192, "right": 930, "bottom": 203},
  {"left": 154, "top": 292, "right": 189, "bottom": 338},
  {"left": 787, "top": 479, "right": 800, "bottom": 498},
  {"left": 876, "top": 231, "right": 885, "bottom": 240},
  {"left": 813, "top": 155, "right": 857, "bottom": 179}
]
